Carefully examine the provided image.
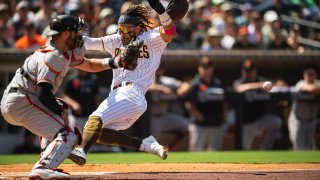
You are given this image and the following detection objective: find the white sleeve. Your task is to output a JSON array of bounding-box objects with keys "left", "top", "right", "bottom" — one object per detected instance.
[
  {"left": 83, "top": 36, "right": 105, "bottom": 52},
  {"left": 295, "top": 80, "right": 304, "bottom": 91}
]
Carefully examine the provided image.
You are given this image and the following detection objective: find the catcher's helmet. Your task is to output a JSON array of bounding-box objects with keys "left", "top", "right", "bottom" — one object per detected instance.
[{"left": 47, "top": 15, "right": 86, "bottom": 36}]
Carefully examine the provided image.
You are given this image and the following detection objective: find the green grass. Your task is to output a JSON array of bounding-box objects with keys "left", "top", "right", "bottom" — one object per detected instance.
[{"left": 0, "top": 151, "right": 319, "bottom": 165}]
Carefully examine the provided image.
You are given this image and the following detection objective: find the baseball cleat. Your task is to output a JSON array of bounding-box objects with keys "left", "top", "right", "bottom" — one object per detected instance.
[
  {"left": 140, "top": 135, "right": 168, "bottom": 160},
  {"left": 28, "top": 166, "right": 70, "bottom": 179},
  {"left": 68, "top": 147, "right": 87, "bottom": 166}
]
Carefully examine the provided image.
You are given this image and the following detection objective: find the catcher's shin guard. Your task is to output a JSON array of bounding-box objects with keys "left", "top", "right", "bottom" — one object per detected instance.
[{"left": 35, "top": 128, "right": 77, "bottom": 169}]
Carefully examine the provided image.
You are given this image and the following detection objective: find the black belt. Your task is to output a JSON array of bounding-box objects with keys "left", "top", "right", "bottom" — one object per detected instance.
[
  {"left": 8, "top": 87, "right": 18, "bottom": 94},
  {"left": 20, "top": 67, "right": 32, "bottom": 81},
  {"left": 113, "top": 82, "right": 132, "bottom": 90}
]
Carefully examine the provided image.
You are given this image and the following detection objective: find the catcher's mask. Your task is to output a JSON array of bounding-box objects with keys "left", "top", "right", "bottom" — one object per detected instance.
[
  {"left": 118, "top": 15, "right": 141, "bottom": 44},
  {"left": 47, "top": 15, "right": 87, "bottom": 48}
]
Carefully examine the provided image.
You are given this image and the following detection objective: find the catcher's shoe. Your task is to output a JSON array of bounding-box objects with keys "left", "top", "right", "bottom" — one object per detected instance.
[
  {"left": 139, "top": 135, "right": 168, "bottom": 160},
  {"left": 28, "top": 166, "right": 70, "bottom": 180},
  {"left": 68, "top": 147, "right": 86, "bottom": 166}
]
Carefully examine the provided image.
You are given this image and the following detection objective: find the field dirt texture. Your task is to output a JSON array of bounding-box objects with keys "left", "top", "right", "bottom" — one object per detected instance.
[{"left": 1, "top": 163, "right": 320, "bottom": 179}]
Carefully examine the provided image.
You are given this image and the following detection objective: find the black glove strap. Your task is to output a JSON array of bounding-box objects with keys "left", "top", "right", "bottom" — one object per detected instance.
[
  {"left": 149, "top": 1, "right": 165, "bottom": 14},
  {"left": 109, "top": 57, "right": 118, "bottom": 69}
]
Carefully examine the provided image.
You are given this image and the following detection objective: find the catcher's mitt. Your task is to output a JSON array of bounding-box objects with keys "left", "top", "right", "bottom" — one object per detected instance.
[
  {"left": 118, "top": 39, "right": 144, "bottom": 70},
  {"left": 166, "top": 0, "right": 189, "bottom": 21}
]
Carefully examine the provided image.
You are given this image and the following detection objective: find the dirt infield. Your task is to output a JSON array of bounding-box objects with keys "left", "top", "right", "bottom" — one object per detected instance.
[{"left": 1, "top": 163, "right": 320, "bottom": 179}]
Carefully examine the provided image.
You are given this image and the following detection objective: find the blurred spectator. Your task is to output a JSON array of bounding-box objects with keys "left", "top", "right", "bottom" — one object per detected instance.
[
  {"left": 221, "top": 20, "right": 236, "bottom": 49},
  {"left": 210, "top": 2, "right": 228, "bottom": 35},
  {"left": 0, "top": 3, "right": 15, "bottom": 44},
  {"left": 201, "top": 27, "right": 224, "bottom": 51},
  {"left": 13, "top": 1, "right": 34, "bottom": 40},
  {"left": 0, "top": 25, "right": 13, "bottom": 48},
  {"left": 287, "top": 24, "right": 305, "bottom": 51},
  {"left": 259, "top": 0, "right": 302, "bottom": 17},
  {"left": 62, "top": 70, "right": 101, "bottom": 134},
  {"left": 185, "top": 56, "right": 226, "bottom": 151},
  {"left": 106, "top": 24, "right": 118, "bottom": 35},
  {"left": 268, "top": 29, "right": 290, "bottom": 49},
  {"left": 33, "top": 0, "right": 57, "bottom": 34},
  {"left": 190, "top": 19, "right": 210, "bottom": 49},
  {"left": 13, "top": 130, "right": 39, "bottom": 154},
  {"left": 90, "top": 7, "right": 116, "bottom": 37},
  {"left": 288, "top": 64, "right": 320, "bottom": 150},
  {"left": 15, "top": 22, "right": 46, "bottom": 49},
  {"left": 148, "top": 65, "right": 191, "bottom": 151},
  {"left": 247, "top": 11, "right": 263, "bottom": 48},
  {"left": 233, "top": 59, "right": 282, "bottom": 150},
  {"left": 262, "top": 10, "right": 289, "bottom": 49},
  {"left": 232, "top": 26, "right": 256, "bottom": 49}
]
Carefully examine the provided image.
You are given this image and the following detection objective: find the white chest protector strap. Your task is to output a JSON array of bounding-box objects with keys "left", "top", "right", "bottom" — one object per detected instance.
[{"left": 36, "top": 129, "right": 77, "bottom": 168}]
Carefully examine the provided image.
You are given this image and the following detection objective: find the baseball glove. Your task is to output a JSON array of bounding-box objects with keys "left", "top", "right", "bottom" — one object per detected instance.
[
  {"left": 118, "top": 39, "right": 144, "bottom": 71},
  {"left": 166, "top": 0, "right": 189, "bottom": 21}
]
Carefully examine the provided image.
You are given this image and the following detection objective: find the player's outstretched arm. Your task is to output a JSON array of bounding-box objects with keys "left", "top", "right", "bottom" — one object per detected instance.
[
  {"left": 147, "top": 0, "right": 176, "bottom": 42},
  {"left": 76, "top": 39, "right": 143, "bottom": 72}
]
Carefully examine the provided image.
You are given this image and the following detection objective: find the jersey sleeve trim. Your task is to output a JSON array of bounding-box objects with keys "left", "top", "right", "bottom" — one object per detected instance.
[
  {"left": 43, "top": 53, "right": 62, "bottom": 75},
  {"left": 100, "top": 38, "right": 105, "bottom": 52},
  {"left": 37, "top": 78, "right": 53, "bottom": 84}
]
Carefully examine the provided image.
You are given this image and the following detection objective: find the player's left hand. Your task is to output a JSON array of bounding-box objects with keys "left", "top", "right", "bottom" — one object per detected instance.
[{"left": 117, "top": 39, "right": 144, "bottom": 71}]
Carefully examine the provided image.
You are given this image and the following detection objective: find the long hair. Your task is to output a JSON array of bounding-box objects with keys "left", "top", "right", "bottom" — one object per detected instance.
[{"left": 122, "top": 3, "right": 153, "bottom": 31}]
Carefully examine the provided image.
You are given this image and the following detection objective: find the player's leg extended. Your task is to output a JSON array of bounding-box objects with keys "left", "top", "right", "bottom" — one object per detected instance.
[
  {"left": 98, "top": 128, "right": 168, "bottom": 160},
  {"left": 96, "top": 89, "right": 167, "bottom": 159},
  {"left": 69, "top": 87, "right": 167, "bottom": 165},
  {"left": 67, "top": 115, "right": 102, "bottom": 165},
  {"left": 1, "top": 92, "right": 79, "bottom": 178}
]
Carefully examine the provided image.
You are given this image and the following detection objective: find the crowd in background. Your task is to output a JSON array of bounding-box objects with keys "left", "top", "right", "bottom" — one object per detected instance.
[{"left": 0, "top": 0, "right": 319, "bottom": 50}]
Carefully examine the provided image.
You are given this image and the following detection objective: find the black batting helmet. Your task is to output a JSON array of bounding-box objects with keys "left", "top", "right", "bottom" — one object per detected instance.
[{"left": 47, "top": 14, "right": 86, "bottom": 36}]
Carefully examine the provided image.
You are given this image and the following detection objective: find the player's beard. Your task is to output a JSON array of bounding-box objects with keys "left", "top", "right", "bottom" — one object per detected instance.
[
  {"left": 66, "top": 34, "right": 77, "bottom": 50},
  {"left": 121, "top": 32, "right": 136, "bottom": 45}
]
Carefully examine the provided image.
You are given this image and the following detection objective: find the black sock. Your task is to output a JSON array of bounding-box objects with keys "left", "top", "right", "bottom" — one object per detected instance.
[{"left": 98, "top": 128, "right": 142, "bottom": 149}]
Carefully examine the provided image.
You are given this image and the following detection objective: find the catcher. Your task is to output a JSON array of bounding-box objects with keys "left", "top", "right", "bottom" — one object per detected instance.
[
  {"left": 0, "top": 14, "right": 141, "bottom": 179},
  {"left": 68, "top": 0, "right": 189, "bottom": 166}
]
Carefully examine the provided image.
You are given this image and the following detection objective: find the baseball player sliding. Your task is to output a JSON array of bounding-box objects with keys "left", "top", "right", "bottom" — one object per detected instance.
[
  {"left": 0, "top": 15, "right": 139, "bottom": 179},
  {"left": 68, "top": 1, "right": 182, "bottom": 165}
]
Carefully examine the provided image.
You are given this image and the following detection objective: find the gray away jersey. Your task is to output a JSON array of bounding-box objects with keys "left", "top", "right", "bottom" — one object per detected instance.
[{"left": 10, "top": 42, "right": 84, "bottom": 95}]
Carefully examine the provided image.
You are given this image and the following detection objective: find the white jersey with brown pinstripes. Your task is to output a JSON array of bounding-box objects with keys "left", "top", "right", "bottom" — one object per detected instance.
[{"left": 84, "top": 27, "right": 167, "bottom": 94}]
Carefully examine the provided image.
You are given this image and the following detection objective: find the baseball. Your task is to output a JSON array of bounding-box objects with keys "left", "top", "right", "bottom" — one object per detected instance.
[{"left": 263, "top": 81, "right": 273, "bottom": 91}]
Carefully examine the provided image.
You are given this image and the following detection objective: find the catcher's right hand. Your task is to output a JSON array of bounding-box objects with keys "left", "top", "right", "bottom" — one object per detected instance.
[
  {"left": 55, "top": 98, "right": 70, "bottom": 125},
  {"left": 118, "top": 39, "right": 144, "bottom": 71}
]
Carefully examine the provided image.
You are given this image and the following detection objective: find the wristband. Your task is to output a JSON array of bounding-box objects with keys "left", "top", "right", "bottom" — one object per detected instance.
[
  {"left": 101, "top": 57, "right": 118, "bottom": 69},
  {"left": 159, "top": 12, "right": 172, "bottom": 26},
  {"left": 109, "top": 57, "right": 118, "bottom": 69},
  {"left": 164, "top": 26, "right": 176, "bottom": 35}
]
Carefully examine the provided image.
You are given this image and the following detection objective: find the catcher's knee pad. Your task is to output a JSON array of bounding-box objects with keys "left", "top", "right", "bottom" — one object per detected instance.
[
  {"left": 84, "top": 116, "right": 102, "bottom": 136},
  {"left": 38, "top": 128, "right": 77, "bottom": 168}
]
